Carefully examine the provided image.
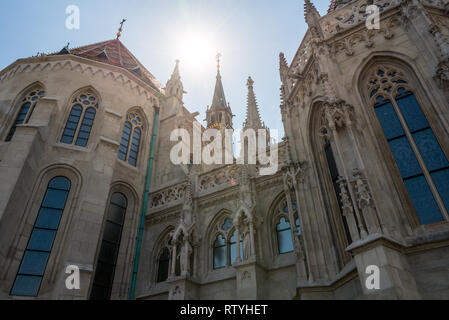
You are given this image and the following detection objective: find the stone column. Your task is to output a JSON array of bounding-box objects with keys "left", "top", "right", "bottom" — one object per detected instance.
[
  {"left": 249, "top": 221, "right": 255, "bottom": 258},
  {"left": 328, "top": 116, "right": 368, "bottom": 239},
  {"left": 171, "top": 243, "right": 177, "bottom": 277}
]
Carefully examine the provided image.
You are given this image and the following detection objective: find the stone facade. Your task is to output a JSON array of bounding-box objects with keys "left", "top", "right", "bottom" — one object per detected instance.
[{"left": 0, "top": 0, "right": 449, "bottom": 300}]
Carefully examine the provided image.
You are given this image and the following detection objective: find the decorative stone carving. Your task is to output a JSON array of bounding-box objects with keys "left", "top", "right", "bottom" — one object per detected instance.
[
  {"left": 239, "top": 165, "right": 254, "bottom": 209},
  {"left": 321, "top": 0, "right": 395, "bottom": 38},
  {"left": 150, "top": 182, "right": 188, "bottom": 209},
  {"left": 242, "top": 223, "right": 251, "bottom": 261},
  {"left": 429, "top": 24, "right": 449, "bottom": 60},
  {"left": 398, "top": 0, "right": 419, "bottom": 29},
  {"left": 434, "top": 59, "right": 449, "bottom": 89},
  {"left": 198, "top": 165, "right": 241, "bottom": 192},
  {"left": 321, "top": 100, "right": 354, "bottom": 131},
  {"left": 337, "top": 176, "right": 361, "bottom": 242},
  {"left": 352, "top": 168, "right": 382, "bottom": 235}
]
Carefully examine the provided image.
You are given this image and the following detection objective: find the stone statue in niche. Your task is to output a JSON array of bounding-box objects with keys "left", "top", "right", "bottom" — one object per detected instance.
[
  {"left": 180, "top": 237, "right": 193, "bottom": 276},
  {"left": 242, "top": 223, "right": 251, "bottom": 261}
]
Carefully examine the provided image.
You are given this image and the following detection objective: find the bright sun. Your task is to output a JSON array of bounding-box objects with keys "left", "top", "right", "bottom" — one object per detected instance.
[{"left": 176, "top": 31, "right": 218, "bottom": 72}]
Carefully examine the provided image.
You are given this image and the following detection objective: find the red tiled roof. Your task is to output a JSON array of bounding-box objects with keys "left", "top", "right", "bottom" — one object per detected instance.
[{"left": 51, "top": 39, "right": 162, "bottom": 92}]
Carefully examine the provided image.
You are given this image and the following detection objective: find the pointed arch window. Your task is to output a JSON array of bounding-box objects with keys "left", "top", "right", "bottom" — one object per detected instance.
[
  {"left": 6, "top": 87, "right": 45, "bottom": 142},
  {"left": 90, "top": 193, "right": 127, "bottom": 300},
  {"left": 118, "top": 111, "right": 144, "bottom": 167},
  {"left": 157, "top": 248, "right": 170, "bottom": 283},
  {"left": 11, "top": 177, "right": 71, "bottom": 297},
  {"left": 369, "top": 67, "right": 449, "bottom": 225},
  {"left": 61, "top": 91, "right": 98, "bottom": 147},
  {"left": 212, "top": 217, "right": 243, "bottom": 269}
]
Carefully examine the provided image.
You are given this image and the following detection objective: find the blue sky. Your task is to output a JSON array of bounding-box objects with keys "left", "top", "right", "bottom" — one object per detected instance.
[{"left": 0, "top": 0, "right": 330, "bottom": 136}]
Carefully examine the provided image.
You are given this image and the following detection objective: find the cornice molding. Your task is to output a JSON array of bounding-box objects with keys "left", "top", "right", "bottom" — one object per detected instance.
[{"left": 0, "top": 55, "right": 164, "bottom": 103}]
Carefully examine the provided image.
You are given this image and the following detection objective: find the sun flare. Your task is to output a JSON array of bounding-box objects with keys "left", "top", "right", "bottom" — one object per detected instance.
[{"left": 176, "top": 31, "right": 218, "bottom": 72}]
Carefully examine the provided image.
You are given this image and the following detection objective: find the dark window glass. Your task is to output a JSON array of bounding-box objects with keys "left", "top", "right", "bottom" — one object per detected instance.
[
  {"left": 325, "top": 142, "right": 352, "bottom": 244},
  {"left": 90, "top": 193, "right": 127, "bottom": 300},
  {"left": 374, "top": 98, "right": 404, "bottom": 140},
  {"left": 128, "top": 128, "right": 141, "bottom": 167},
  {"left": 404, "top": 176, "right": 442, "bottom": 224},
  {"left": 118, "top": 122, "right": 132, "bottom": 161},
  {"left": 61, "top": 105, "right": 82, "bottom": 144},
  {"left": 75, "top": 107, "right": 96, "bottom": 147},
  {"left": 432, "top": 169, "right": 449, "bottom": 213},
  {"left": 6, "top": 102, "right": 32, "bottom": 142},
  {"left": 11, "top": 177, "right": 71, "bottom": 297},
  {"left": 277, "top": 217, "right": 294, "bottom": 254},
  {"left": 213, "top": 234, "right": 226, "bottom": 269},
  {"left": 388, "top": 137, "right": 422, "bottom": 178},
  {"left": 157, "top": 248, "right": 170, "bottom": 283}
]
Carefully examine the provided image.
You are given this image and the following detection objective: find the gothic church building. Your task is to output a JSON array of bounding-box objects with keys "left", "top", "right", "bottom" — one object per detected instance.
[{"left": 0, "top": 0, "right": 449, "bottom": 300}]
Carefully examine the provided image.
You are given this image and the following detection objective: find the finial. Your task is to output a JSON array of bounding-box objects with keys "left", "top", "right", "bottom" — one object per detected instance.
[
  {"left": 216, "top": 52, "right": 222, "bottom": 73},
  {"left": 65, "top": 42, "right": 70, "bottom": 50},
  {"left": 247, "top": 76, "right": 254, "bottom": 87},
  {"left": 116, "top": 19, "right": 127, "bottom": 39}
]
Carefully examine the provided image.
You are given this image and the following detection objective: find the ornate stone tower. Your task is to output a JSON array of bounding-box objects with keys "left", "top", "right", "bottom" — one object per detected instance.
[{"left": 205, "top": 54, "right": 233, "bottom": 130}]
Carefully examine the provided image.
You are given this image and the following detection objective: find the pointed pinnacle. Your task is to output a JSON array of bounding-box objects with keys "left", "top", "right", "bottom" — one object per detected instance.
[
  {"left": 247, "top": 76, "right": 254, "bottom": 88},
  {"left": 304, "top": 0, "right": 320, "bottom": 20},
  {"left": 279, "top": 53, "right": 289, "bottom": 70}
]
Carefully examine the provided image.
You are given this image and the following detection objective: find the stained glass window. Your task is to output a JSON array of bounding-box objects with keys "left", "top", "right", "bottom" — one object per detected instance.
[{"left": 369, "top": 67, "right": 448, "bottom": 224}]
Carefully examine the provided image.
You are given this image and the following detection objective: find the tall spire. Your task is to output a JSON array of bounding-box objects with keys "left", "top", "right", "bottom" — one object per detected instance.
[
  {"left": 243, "top": 77, "right": 265, "bottom": 130},
  {"left": 206, "top": 53, "right": 233, "bottom": 129},
  {"left": 211, "top": 53, "right": 228, "bottom": 111},
  {"left": 171, "top": 59, "right": 181, "bottom": 80},
  {"left": 166, "top": 59, "right": 183, "bottom": 100}
]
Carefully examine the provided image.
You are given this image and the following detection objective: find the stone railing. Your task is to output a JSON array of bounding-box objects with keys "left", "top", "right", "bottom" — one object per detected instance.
[
  {"left": 197, "top": 165, "right": 241, "bottom": 194},
  {"left": 149, "top": 182, "right": 188, "bottom": 210}
]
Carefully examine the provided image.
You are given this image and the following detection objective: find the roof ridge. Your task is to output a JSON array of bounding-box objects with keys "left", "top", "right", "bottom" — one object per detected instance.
[{"left": 45, "top": 38, "right": 162, "bottom": 91}]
